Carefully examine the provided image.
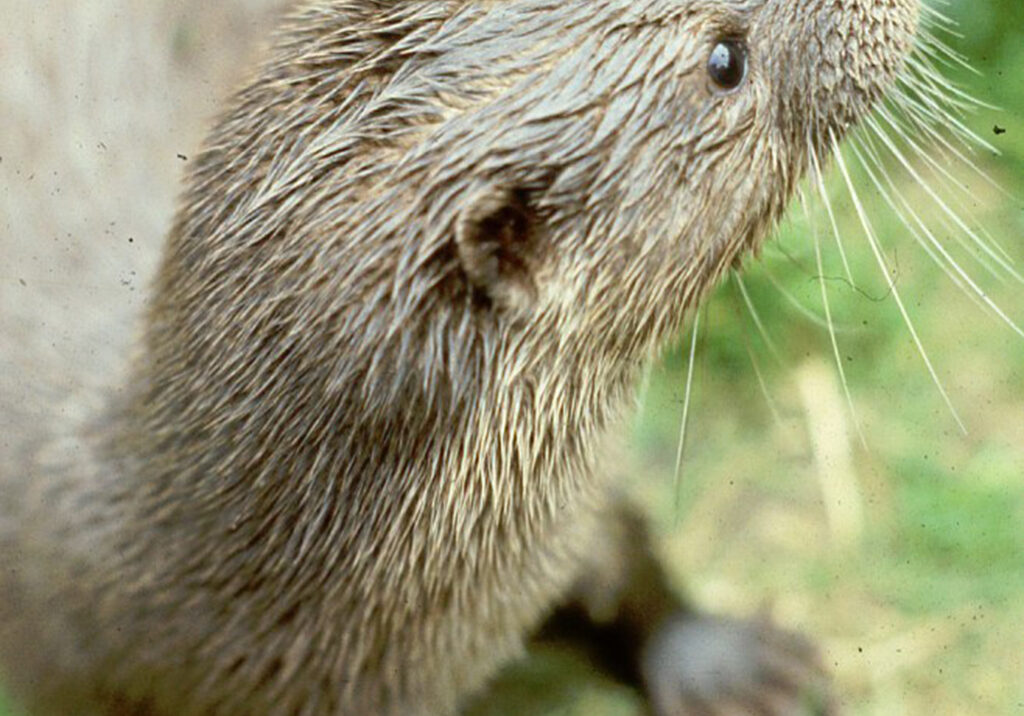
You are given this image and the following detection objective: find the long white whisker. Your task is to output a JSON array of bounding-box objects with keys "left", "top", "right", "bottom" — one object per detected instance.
[
  {"left": 903, "top": 59, "right": 996, "bottom": 125},
  {"left": 746, "top": 339, "right": 783, "bottom": 428},
  {"left": 852, "top": 131, "right": 993, "bottom": 294},
  {"left": 864, "top": 114, "right": 1024, "bottom": 284},
  {"left": 802, "top": 158, "right": 869, "bottom": 449},
  {"left": 734, "top": 273, "right": 782, "bottom": 361},
  {"left": 916, "top": 28, "right": 981, "bottom": 77},
  {"left": 814, "top": 228, "right": 868, "bottom": 449},
  {"left": 831, "top": 132, "right": 967, "bottom": 434},
  {"left": 851, "top": 135, "right": 1024, "bottom": 338},
  {"left": 884, "top": 87, "right": 1006, "bottom": 197},
  {"left": 890, "top": 84, "right": 979, "bottom": 155},
  {"left": 920, "top": 3, "right": 963, "bottom": 35},
  {"left": 673, "top": 310, "right": 701, "bottom": 516},
  {"left": 761, "top": 265, "right": 843, "bottom": 330},
  {"left": 861, "top": 113, "right": 1013, "bottom": 279},
  {"left": 728, "top": 288, "right": 785, "bottom": 427},
  {"left": 900, "top": 65, "right": 1002, "bottom": 151},
  {"left": 908, "top": 48, "right": 996, "bottom": 108},
  {"left": 871, "top": 104, "right": 1015, "bottom": 271},
  {"left": 808, "top": 144, "right": 856, "bottom": 285}
]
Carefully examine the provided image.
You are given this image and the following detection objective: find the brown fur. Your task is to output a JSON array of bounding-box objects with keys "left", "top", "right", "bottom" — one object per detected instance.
[{"left": 1, "top": 0, "right": 918, "bottom": 714}]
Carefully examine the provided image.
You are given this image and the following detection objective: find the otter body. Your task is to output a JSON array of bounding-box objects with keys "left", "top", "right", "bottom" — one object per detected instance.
[{"left": 0, "top": 1, "right": 918, "bottom": 714}]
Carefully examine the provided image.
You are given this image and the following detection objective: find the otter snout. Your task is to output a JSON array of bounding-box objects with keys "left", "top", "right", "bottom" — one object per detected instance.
[{"left": 765, "top": 0, "right": 920, "bottom": 140}]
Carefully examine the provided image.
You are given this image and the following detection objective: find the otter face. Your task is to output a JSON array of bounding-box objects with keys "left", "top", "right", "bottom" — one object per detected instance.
[{"left": 435, "top": 0, "right": 920, "bottom": 347}]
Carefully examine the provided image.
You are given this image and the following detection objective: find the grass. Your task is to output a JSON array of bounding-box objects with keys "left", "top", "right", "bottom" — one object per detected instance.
[{"left": 2, "top": 0, "right": 1021, "bottom": 714}]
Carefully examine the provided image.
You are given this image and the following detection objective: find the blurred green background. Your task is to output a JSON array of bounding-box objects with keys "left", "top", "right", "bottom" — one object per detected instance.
[{"left": 1, "top": 0, "right": 1020, "bottom": 714}]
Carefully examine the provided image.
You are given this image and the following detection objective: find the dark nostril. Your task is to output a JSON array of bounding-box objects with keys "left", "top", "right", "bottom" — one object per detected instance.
[{"left": 708, "top": 39, "right": 748, "bottom": 91}]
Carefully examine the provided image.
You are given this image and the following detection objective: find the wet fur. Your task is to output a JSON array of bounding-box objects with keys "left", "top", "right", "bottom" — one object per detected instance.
[{"left": 1, "top": 0, "right": 916, "bottom": 714}]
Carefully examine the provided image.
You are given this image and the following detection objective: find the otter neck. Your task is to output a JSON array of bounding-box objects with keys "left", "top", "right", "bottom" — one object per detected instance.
[{"left": 107, "top": 311, "right": 646, "bottom": 590}]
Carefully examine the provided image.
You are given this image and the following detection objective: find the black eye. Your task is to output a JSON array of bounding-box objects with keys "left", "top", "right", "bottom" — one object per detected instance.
[{"left": 708, "top": 39, "right": 748, "bottom": 91}]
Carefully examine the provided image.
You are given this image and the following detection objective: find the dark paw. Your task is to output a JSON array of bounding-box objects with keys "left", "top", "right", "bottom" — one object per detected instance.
[{"left": 640, "top": 613, "right": 835, "bottom": 716}]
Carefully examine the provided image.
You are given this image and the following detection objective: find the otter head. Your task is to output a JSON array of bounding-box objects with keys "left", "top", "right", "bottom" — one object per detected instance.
[
  {"left": 438, "top": 0, "right": 921, "bottom": 350},
  {"left": 149, "top": 0, "right": 921, "bottom": 447}
]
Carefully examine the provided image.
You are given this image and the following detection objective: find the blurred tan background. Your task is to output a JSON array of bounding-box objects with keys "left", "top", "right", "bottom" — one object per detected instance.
[
  {"left": 1, "top": 0, "right": 284, "bottom": 407},
  {"left": 1, "top": 1, "right": 1022, "bottom": 714}
]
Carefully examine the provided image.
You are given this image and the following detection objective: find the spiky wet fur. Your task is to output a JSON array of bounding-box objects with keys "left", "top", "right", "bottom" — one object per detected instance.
[{"left": 0, "top": 0, "right": 918, "bottom": 713}]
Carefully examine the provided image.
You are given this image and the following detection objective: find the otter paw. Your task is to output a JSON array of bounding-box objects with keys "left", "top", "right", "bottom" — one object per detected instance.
[{"left": 640, "top": 614, "right": 835, "bottom": 716}]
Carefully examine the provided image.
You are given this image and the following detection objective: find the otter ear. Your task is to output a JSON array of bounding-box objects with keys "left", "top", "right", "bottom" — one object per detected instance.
[{"left": 456, "top": 186, "right": 541, "bottom": 312}]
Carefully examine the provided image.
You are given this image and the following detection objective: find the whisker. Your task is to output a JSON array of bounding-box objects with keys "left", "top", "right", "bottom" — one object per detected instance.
[
  {"left": 814, "top": 230, "right": 869, "bottom": 449},
  {"left": 883, "top": 87, "right": 1006, "bottom": 197},
  {"left": 869, "top": 106, "right": 1013, "bottom": 270},
  {"left": 903, "top": 54, "right": 995, "bottom": 115},
  {"left": 919, "top": 2, "right": 963, "bottom": 35},
  {"left": 801, "top": 158, "right": 868, "bottom": 448},
  {"left": 879, "top": 106, "right": 1017, "bottom": 272},
  {"left": 745, "top": 335, "right": 783, "bottom": 428},
  {"left": 906, "top": 53, "right": 999, "bottom": 115},
  {"left": 860, "top": 112, "right": 1013, "bottom": 281},
  {"left": 851, "top": 131, "right": 991, "bottom": 293},
  {"left": 808, "top": 144, "right": 856, "bottom": 285},
  {"left": 760, "top": 264, "right": 843, "bottom": 331},
  {"left": 915, "top": 27, "right": 981, "bottom": 77},
  {"left": 900, "top": 63, "right": 1001, "bottom": 150},
  {"left": 728, "top": 280, "right": 784, "bottom": 427},
  {"left": 673, "top": 310, "right": 701, "bottom": 517},
  {"left": 850, "top": 135, "right": 1024, "bottom": 338},
  {"left": 830, "top": 131, "right": 967, "bottom": 434},
  {"left": 733, "top": 273, "right": 782, "bottom": 361},
  {"left": 899, "top": 75, "right": 986, "bottom": 138},
  {"left": 863, "top": 114, "right": 1024, "bottom": 284}
]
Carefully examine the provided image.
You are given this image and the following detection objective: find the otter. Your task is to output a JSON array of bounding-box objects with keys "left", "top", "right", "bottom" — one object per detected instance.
[{"left": 0, "top": 0, "right": 920, "bottom": 714}]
